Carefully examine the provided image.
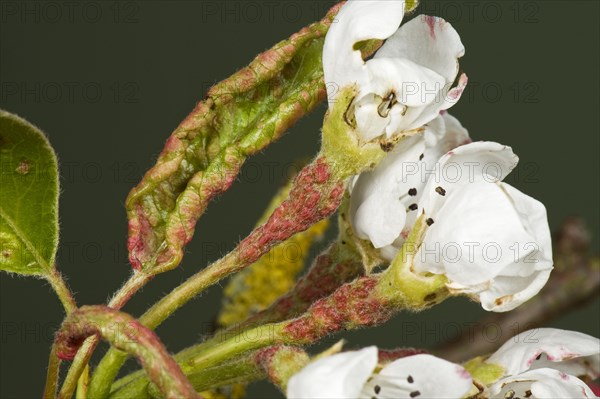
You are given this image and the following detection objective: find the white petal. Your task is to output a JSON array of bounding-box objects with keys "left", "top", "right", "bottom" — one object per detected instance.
[
  {"left": 371, "top": 15, "right": 467, "bottom": 132},
  {"left": 478, "top": 268, "right": 552, "bottom": 312},
  {"left": 323, "top": 0, "right": 405, "bottom": 102},
  {"left": 412, "top": 142, "right": 554, "bottom": 312},
  {"left": 375, "top": 16, "right": 465, "bottom": 83},
  {"left": 423, "top": 112, "right": 471, "bottom": 160},
  {"left": 417, "top": 141, "right": 519, "bottom": 218},
  {"left": 287, "top": 346, "right": 378, "bottom": 399},
  {"left": 349, "top": 136, "right": 425, "bottom": 248},
  {"left": 415, "top": 181, "right": 538, "bottom": 286},
  {"left": 488, "top": 328, "right": 600, "bottom": 379},
  {"left": 360, "top": 354, "right": 472, "bottom": 399},
  {"left": 489, "top": 368, "right": 596, "bottom": 398},
  {"left": 349, "top": 113, "right": 471, "bottom": 254},
  {"left": 501, "top": 184, "right": 553, "bottom": 267},
  {"left": 434, "top": 112, "right": 471, "bottom": 150},
  {"left": 353, "top": 94, "right": 393, "bottom": 142}
]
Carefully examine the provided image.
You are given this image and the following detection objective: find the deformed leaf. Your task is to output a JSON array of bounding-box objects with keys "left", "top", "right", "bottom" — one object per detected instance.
[
  {"left": 0, "top": 110, "right": 59, "bottom": 276},
  {"left": 126, "top": 3, "right": 350, "bottom": 273}
]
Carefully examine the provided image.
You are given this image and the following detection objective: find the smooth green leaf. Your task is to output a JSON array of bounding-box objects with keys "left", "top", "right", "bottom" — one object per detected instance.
[{"left": 0, "top": 110, "right": 59, "bottom": 276}]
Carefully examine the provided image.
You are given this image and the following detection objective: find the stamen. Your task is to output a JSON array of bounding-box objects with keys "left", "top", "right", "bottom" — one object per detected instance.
[
  {"left": 435, "top": 186, "right": 446, "bottom": 196},
  {"left": 408, "top": 188, "right": 417, "bottom": 196},
  {"left": 377, "top": 92, "right": 397, "bottom": 118},
  {"left": 410, "top": 391, "right": 421, "bottom": 398}
]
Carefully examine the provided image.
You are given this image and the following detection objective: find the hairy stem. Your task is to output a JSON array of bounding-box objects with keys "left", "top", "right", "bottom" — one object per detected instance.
[
  {"left": 111, "top": 274, "right": 395, "bottom": 397},
  {"left": 46, "top": 268, "right": 77, "bottom": 314},
  {"left": 89, "top": 157, "right": 345, "bottom": 397},
  {"left": 43, "top": 345, "right": 62, "bottom": 399},
  {"left": 43, "top": 268, "right": 77, "bottom": 398},
  {"left": 55, "top": 305, "right": 199, "bottom": 399},
  {"left": 58, "top": 272, "right": 152, "bottom": 399},
  {"left": 111, "top": 324, "right": 286, "bottom": 398}
]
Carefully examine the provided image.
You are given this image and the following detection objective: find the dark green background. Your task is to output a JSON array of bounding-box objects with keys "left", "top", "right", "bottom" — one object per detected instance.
[{"left": 1, "top": 1, "right": 598, "bottom": 397}]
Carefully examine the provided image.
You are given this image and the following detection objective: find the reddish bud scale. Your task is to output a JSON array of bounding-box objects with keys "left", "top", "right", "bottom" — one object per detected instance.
[
  {"left": 283, "top": 276, "right": 394, "bottom": 343},
  {"left": 244, "top": 244, "right": 364, "bottom": 328},
  {"left": 254, "top": 346, "right": 309, "bottom": 390},
  {"left": 238, "top": 158, "right": 344, "bottom": 265},
  {"left": 254, "top": 345, "right": 284, "bottom": 367}
]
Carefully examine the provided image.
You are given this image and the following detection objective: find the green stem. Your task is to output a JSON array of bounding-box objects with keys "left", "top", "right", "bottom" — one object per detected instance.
[
  {"left": 88, "top": 255, "right": 238, "bottom": 398},
  {"left": 43, "top": 268, "right": 78, "bottom": 399},
  {"left": 43, "top": 345, "right": 61, "bottom": 399},
  {"left": 55, "top": 306, "right": 200, "bottom": 399},
  {"left": 151, "top": 355, "right": 262, "bottom": 398},
  {"left": 46, "top": 268, "right": 77, "bottom": 314},
  {"left": 75, "top": 365, "right": 89, "bottom": 399},
  {"left": 111, "top": 323, "right": 287, "bottom": 399},
  {"left": 91, "top": 154, "right": 348, "bottom": 398},
  {"left": 58, "top": 336, "right": 96, "bottom": 399},
  {"left": 57, "top": 272, "right": 152, "bottom": 399}
]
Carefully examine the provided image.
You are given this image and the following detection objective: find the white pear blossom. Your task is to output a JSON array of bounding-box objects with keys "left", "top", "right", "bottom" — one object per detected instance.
[
  {"left": 489, "top": 368, "right": 597, "bottom": 398},
  {"left": 323, "top": 0, "right": 467, "bottom": 141},
  {"left": 484, "top": 329, "right": 600, "bottom": 397},
  {"left": 411, "top": 142, "right": 553, "bottom": 311},
  {"left": 286, "top": 346, "right": 473, "bottom": 399},
  {"left": 349, "top": 112, "right": 470, "bottom": 259},
  {"left": 487, "top": 328, "right": 600, "bottom": 380},
  {"left": 349, "top": 136, "right": 553, "bottom": 311}
]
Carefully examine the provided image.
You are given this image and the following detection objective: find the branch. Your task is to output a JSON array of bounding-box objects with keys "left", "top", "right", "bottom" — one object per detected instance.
[
  {"left": 239, "top": 242, "right": 364, "bottom": 329},
  {"left": 54, "top": 305, "right": 199, "bottom": 399}
]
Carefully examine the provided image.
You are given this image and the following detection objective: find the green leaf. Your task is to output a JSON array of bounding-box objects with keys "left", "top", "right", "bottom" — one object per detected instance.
[
  {"left": 0, "top": 110, "right": 59, "bottom": 276},
  {"left": 126, "top": 3, "right": 352, "bottom": 274}
]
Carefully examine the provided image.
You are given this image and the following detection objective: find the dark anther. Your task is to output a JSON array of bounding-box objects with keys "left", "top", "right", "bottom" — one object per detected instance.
[
  {"left": 407, "top": 375, "right": 414, "bottom": 383},
  {"left": 377, "top": 92, "right": 397, "bottom": 118},
  {"left": 380, "top": 142, "right": 394, "bottom": 152},
  {"left": 408, "top": 203, "right": 418, "bottom": 211},
  {"left": 410, "top": 391, "right": 421, "bottom": 398},
  {"left": 426, "top": 218, "right": 434, "bottom": 226},
  {"left": 419, "top": 153, "right": 424, "bottom": 161},
  {"left": 344, "top": 97, "right": 357, "bottom": 129},
  {"left": 408, "top": 188, "right": 417, "bottom": 196},
  {"left": 435, "top": 186, "right": 446, "bottom": 196},
  {"left": 374, "top": 385, "right": 381, "bottom": 394}
]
